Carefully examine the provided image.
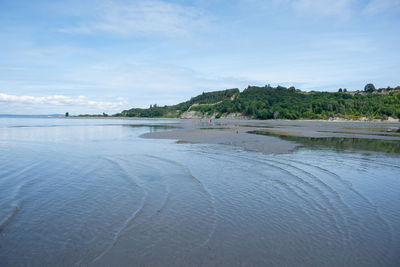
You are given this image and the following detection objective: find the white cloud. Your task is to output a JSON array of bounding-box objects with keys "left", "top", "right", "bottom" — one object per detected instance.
[
  {"left": 247, "top": 0, "right": 400, "bottom": 19},
  {"left": 245, "top": 0, "right": 355, "bottom": 20},
  {"left": 292, "top": 0, "right": 354, "bottom": 19},
  {"left": 62, "top": 63, "right": 253, "bottom": 107},
  {"left": 363, "top": 0, "right": 400, "bottom": 15},
  {"left": 59, "top": 0, "right": 212, "bottom": 38},
  {"left": 310, "top": 34, "right": 376, "bottom": 53},
  {"left": 0, "top": 93, "right": 128, "bottom": 112},
  {"left": 0, "top": 66, "right": 26, "bottom": 71}
]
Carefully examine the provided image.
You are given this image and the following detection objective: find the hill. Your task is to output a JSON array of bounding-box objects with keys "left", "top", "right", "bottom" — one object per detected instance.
[
  {"left": 115, "top": 85, "right": 400, "bottom": 120},
  {"left": 116, "top": 88, "right": 239, "bottom": 118}
]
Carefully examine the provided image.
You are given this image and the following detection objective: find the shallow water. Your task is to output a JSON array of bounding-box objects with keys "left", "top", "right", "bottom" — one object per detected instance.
[
  {"left": 250, "top": 130, "right": 400, "bottom": 154},
  {"left": 0, "top": 118, "right": 399, "bottom": 266}
]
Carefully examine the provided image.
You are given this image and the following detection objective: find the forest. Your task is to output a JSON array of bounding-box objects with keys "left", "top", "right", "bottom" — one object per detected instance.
[{"left": 115, "top": 84, "right": 400, "bottom": 120}]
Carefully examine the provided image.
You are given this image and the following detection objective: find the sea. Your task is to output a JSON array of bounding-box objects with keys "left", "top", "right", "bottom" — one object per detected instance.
[{"left": 0, "top": 117, "right": 399, "bottom": 266}]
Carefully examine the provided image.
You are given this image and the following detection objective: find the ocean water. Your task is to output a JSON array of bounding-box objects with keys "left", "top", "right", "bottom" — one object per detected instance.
[{"left": 0, "top": 118, "right": 399, "bottom": 266}]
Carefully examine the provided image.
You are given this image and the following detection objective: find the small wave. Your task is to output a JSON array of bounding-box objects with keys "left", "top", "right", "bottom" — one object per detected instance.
[
  {"left": 142, "top": 155, "right": 218, "bottom": 253},
  {"left": 91, "top": 157, "right": 148, "bottom": 264},
  {"left": 0, "top": 206, "right": 19, "bottom": 233},
  {"left": 228, "top": 153, "right": 348, "bottom": 245},
  {"left": 194, "top": 150, "right": 342, "bottom": 235},
  {"left": 1, "top": 162, "right": 39, "bottom": 182},
  {"left": 196, "top": 150, "right": 348, "bottom": 250},
  {"left": 283, "top": 155, "right": 396, "bottom": 259},
  {"left": 115, "top": 156, "right": 174, "bottom": 221}
]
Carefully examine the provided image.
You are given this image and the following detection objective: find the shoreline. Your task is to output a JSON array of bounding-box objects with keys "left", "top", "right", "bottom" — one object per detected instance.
[
  {"left": 72, "top": 116, "right": 400, "bottom": 123},
  {"left": 140, "top": 119, "right": 400, "bottom": 155}
]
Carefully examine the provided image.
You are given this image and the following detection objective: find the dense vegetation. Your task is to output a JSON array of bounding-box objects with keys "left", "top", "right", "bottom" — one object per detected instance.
[
  {"left": 116, "top": 88, "right": 239, "bottom": 118},
  {"left": 115, "top": 85, "right": 400, "bottom": 120},
  {"left": 77, "top": 112, "right": 109, "bottom": 117}
]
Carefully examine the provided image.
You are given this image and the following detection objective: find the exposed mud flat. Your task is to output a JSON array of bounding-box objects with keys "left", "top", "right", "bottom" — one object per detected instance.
[{"left": 141, "top": 119, "right": 400, "bottom": 154}]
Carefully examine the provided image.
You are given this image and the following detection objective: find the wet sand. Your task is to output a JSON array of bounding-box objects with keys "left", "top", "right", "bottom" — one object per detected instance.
[{"left": 141, "top": 119, "right": 400, "bottom": 154}]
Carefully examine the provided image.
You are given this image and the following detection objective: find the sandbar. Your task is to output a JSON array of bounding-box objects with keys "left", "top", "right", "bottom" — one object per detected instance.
[{"left": 141, "top": 119, "right": 400, "bottom": 154}]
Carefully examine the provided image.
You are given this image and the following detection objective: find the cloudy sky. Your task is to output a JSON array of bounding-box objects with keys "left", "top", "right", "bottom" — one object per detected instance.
[{"left": 0, "top": 0, "right": 399, "bottom": 114}]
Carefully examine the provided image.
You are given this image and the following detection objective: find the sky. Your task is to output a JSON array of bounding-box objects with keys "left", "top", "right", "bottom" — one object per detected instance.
[{"left": 0, "top": 0, "right": 399, "bottom": 115}]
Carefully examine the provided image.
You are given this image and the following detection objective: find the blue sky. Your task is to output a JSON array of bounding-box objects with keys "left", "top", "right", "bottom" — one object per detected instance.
[{"left": 0, "top": 0, "right": 399, "bottom": 114}]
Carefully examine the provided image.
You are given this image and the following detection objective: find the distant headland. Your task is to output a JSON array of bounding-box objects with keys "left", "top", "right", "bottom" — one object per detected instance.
[{"left": 83, "top": 84, "right": 400, "bottom": 121}]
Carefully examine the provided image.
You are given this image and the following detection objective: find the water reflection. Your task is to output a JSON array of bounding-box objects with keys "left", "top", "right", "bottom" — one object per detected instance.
[
  {"left": 250, "top": 130, "right": 400, "bottom": 154},
  {"left": 124, "top": 124, "right": 180, "bottom": 133}
]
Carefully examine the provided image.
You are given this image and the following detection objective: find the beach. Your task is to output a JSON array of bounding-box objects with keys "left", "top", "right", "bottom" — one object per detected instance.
[{"left": 141, "top": 119, "right": 400, "bottom": 154}]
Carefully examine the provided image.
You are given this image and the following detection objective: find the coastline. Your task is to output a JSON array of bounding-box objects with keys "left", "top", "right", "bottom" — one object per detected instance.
[
  {"left": 72, "top": 115, "right": 400, "bottom": 123},
  {"left": 140, "top": 119, "right": 400, "bottom": 154}
]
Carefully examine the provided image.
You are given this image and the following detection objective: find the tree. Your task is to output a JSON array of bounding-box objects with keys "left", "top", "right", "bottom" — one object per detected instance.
[
  {"left": 65, "top": 112, "right": 69, "bottom": 117},
  {"left": 338, "top": 88, "right": 343, "bottom": 92},
  {"left": 364, "top": 83, "right": 376, "bottom": 93},
  {"left": 117, "top": 85, "right": 400, "bottom": 120}
]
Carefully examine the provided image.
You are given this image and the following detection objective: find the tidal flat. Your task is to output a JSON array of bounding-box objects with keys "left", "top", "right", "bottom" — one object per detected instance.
[
  {"left": 142, "top": 119, "right": 400, "bottom": 155},
  {"left": 0, "top": 118, "right": 399, "bottom": 266}
]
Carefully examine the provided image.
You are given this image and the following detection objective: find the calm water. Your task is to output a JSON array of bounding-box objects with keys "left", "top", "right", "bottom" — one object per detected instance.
[{"left": 0, "top": 118, "right": 399, "bottom": 266}]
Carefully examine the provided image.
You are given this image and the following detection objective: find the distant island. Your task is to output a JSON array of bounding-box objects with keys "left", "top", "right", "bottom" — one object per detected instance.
[{"left": 84, "top": 84, "right": 400, "bottom": 120}]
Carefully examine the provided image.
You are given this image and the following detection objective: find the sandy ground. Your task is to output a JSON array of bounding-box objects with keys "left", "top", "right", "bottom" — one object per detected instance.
[{"left": 140, "top": 119, "right": 400, "bottom": 154}]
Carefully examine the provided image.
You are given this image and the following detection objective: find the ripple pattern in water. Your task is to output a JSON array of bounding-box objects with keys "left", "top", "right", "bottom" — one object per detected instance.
[{"left": 0, "top": 118, "right": 399, "bottom": 266}]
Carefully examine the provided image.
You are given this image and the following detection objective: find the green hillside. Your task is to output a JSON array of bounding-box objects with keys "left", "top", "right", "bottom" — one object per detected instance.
[
  {"left": 116, "top": 88, "right": 239, "bottom": 118},
  {"left": 115, "top": 85, "right": 400, "bottom": 120}
]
